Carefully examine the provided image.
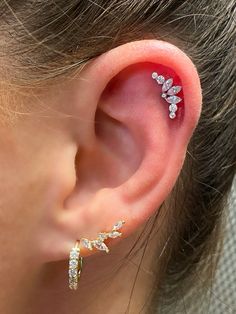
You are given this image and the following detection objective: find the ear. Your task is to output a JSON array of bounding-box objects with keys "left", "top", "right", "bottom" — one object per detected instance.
[{"left": 37, "top": 39, "right": 202, "bottom": 262}]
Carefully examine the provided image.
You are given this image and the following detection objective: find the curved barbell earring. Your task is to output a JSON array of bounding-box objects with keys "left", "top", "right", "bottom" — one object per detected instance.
[
  {"left": 68, "top": 220, "right": 125, "bottom": 290},
  {"left": 151, "top": 72, "right": 183, "bottom": 119}
]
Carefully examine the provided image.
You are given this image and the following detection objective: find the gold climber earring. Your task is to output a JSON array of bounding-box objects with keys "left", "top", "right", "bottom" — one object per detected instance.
[{"left": 68, "top": 220, "right": 125, "bottom": 290}]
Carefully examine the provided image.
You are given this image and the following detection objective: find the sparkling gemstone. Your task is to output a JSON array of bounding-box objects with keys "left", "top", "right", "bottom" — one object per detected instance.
[
  {"left": 167, "top": 86, "right": 182, "bottom": 95},
  {"left": 70, "top": 249, "right": 78, "bottom": 259},
  {"left": 69, "top": 259, "right": 78, "bottom": 267},
  {"left": 161, "top": 93, "right": 167, "bottom": 98},
  {"left": 162, "top": 78, "right": 173, "bottom": 92},
  {"left": 69, "top": 268, "right": 77, "bottom": 277},
  {"left": 166, "top": 96, "right": 182, "bottom": 104},
  {"left": 169, "top": 104, "right": 178, "bottom": 113},
  {"left": 81, "top": 238, "right": 93, "bottom": 250},
  {"left": 108, "top": 231, "right": 122, "bottom": 238},
  {"left": 98, "top": 233, "right": 109, "bottom": 240},
  {"left": 169, "top": 112, "right": 176, "bottom": 119},
  {"left": 152, "top": 72, "right": 158, "bottom": 79},
  {"left": 157, "top": 75, "right": 165, "bottom": 84},
  {"left": 93, "top": 240, "right": 109, "bottom": 253},
  {"left": 112, "top": 220, "right": 125, "bottom": 231}
]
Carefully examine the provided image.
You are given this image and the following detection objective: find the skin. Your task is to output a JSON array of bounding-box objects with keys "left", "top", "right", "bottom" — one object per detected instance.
[{"left": 0, "top": 40, "right": 202, "bottom": 314}]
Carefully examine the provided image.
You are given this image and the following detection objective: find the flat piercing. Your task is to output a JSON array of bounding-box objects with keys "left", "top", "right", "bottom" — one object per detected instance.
[{"left": 152, "top": 72, "right": 182, "bottom": 119}]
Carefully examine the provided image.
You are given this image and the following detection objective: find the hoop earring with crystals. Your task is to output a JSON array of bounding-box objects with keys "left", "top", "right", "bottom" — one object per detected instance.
[
  {"left": 68, "top": 220, "right": 125, "bottom": 290},
  {"left": 68, "top": 241, "right": 83, "bottom": 290}
]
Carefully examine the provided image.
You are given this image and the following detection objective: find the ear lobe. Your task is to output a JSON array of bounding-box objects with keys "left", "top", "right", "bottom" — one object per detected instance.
[{"left": 41, "top": 40, "right": 202, "bottom": 262}]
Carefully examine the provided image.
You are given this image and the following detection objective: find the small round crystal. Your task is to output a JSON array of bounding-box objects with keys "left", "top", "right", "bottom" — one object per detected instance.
[
  {"left": 169, "top": 104, "right": 178, "bottom": 112},
  {"left": 152, "top": 72, "right": 158, "bottom": 79},
  {"left": 157, "top": 75, "right": 165, "bottom": 84},
  {"left": 169, "top": 112, "right": 176, "bottom": 119}
]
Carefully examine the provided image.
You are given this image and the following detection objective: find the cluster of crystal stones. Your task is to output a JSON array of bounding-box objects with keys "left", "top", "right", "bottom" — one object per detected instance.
[
  {"left": 69, "top": 246, "right": 83, "bottom": 290},
  {"left": 152, "top": 72, "right": 182, "bottom": 119},
  {"left": 80, "top": 220, "right": 125, "bottom": 254}
]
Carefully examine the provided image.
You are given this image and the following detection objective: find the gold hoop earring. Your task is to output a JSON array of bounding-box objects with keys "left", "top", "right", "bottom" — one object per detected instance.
[{"left": 68, "top": 241, "right": 83, "bottom": 290}]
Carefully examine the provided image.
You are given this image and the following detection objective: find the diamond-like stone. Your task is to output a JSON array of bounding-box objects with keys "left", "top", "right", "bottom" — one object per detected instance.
[
  {"left": 98, "top": 233, "right": 109, "bottom": 240},
  {"left": 152, "top": 72, "right": 158, "bottom": 79},
  {"left": 167, "top": 86, "right": 182, "bottom": 95},
  {"left": 108, "top": 231, "right": 122, "bottom": 238},
  {"left": 157, "top": 75, "right": 165, "bottom": 84},
  {"left": 69, "top": 268, "right": 77, "bottom": 277},
  {"left": 69, "top": 259, "right": 78, "bottom": 267},
  {"left": 161, "top": 93, "right": 167, "bottom": 98},
  {"left": 166, "top": 96, "right": 182, "bottom": 104},
  {"left": 70, "top": 249, "right": 78, "bottom": 259},
  {"left": 81, "top": 238, "right": 93, "bottom": 250},
  {"left": 169, "top": 104, "right": 178, "bottom": 113},
  {"left": 112, "top": 220, "right": 125, "bottom": 231},
  {"left": 93, "top": 240, "right": 109, "bottom": 253},
  {"left": 162, "top": 78, "right": 173, "bottom": 92},
  {"left": 169, "top": 112, "right": 176, "bottom": 119}
]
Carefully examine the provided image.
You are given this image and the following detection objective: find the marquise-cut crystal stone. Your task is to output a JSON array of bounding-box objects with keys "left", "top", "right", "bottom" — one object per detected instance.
[
  {"left": 81, "top": 238, "right": 93, "bottom": 250},
  {"left": 157, "top": 75, "right": 165, "bottom": 84},
  {"left": 167, "top": 86, "right": 182, "bottom": 95},
  {"left": 152, "top": 72, "right": 158, "bottom": 79},
  {"left": 93, "top": 240, "right": 109, "bottom": 253},
  {"left": 112, "top": 220, "right": 125, "bottom": 231},
  {"left": 169, "top": 104, "right": 178, "bottom": 113},
  {"left": 108, "top": 231, "right": 122, "bottom": 238},
  {"left": 162, "top": 78, "right": 173, "bottom": 92},
  {"left": 98, "top": 233, "right": 109, "bottom": 240},
  {"left": 166, "top": 96, "right": 182, "bottom": 104}
]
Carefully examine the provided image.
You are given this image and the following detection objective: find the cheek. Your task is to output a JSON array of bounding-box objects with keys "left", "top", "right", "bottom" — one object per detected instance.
[
  {"left": 0, "top": 147, "right": 53, "bottom": 260},
  {"left": 0, "top": 123, "right": 69, "bottom": 260}
]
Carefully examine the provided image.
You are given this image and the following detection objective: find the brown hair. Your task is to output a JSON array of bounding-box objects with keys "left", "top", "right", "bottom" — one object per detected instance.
[{"left": 1, "top": 0, "right": 236, "bottom": 312}]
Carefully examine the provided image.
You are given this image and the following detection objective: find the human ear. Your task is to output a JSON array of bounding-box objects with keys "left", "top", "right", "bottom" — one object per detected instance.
[{"left": 37, "top": 39, "right": 202, "bottom": 262}]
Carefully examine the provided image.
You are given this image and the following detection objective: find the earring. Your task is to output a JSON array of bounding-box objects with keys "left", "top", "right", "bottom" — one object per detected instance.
[
  {"left": 68, "top": 220, "right": 125, "bottom": 290},
  {"left": 151, "top": 72, "right": 182, "bottom": 119},
  {"left": 68, "top": 241, "right": 83, "bottom": 290},
  {"left": 80, "top": 220, "right": 125, "bottom": 253}
]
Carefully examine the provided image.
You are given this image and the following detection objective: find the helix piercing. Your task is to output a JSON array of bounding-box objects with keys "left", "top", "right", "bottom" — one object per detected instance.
[
  {"left": 68, "top": 220, "right": 125, "bottom": 290},
  {"left": 151, "top": 72, "right": 182, "bottom": 119}
]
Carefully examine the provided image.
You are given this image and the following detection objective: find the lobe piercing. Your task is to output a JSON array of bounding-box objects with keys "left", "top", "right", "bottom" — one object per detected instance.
[
  {"left": 68, "top": 220, "right": 125, "bottom": 290},
  {"left": 152, "top": 72, "right": 182, "bottom": 119}
]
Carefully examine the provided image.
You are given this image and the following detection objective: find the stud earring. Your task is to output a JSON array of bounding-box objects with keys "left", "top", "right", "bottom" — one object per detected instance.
[
  {"left": 68, "top": 220, "right": 125, "bottom": 290},
  {"left": 151, "top": 72, "right": 182, "bottom": 119}
]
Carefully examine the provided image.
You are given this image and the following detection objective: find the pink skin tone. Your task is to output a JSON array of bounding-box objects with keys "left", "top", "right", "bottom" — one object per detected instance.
[{"left": 0, "top": 40, "right": 201, "bottom": 314}]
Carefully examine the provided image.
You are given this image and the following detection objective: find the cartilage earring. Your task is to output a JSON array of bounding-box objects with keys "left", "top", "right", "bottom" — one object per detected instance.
[
  {"left": 68, "top": 220, "right": 125, "bottom": 290},
  {"left": 151, "top": 72, "right": 182, "bottom": 119}
]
